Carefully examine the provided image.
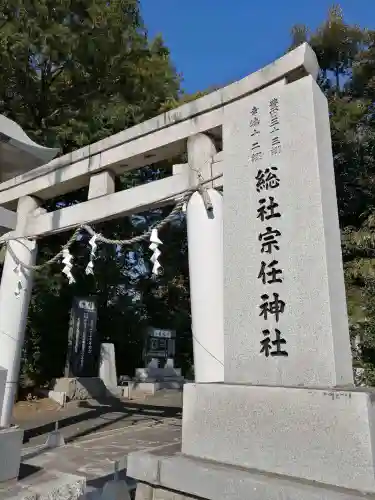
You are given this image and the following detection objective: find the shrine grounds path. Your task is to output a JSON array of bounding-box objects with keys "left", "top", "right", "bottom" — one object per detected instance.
[{"left": 13, "top": 390, "right": 183, "bottom": 489}]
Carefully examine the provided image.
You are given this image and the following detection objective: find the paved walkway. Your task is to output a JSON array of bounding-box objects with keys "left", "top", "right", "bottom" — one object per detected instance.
[{"left": 16, "top": 391, "right": 183, "bottom": 489}]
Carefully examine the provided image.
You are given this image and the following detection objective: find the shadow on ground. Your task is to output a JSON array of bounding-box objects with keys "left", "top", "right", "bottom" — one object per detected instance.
[{"left": 21, "top": 394, "right": 182, "bottom": 445}]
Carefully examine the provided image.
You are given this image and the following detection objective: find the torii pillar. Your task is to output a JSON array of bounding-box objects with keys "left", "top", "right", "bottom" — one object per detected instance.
[
  {"left": 0, "top": 196, "right": 40, "bottom": 426},
  {"left": 186, "top": 134, "right": 224, "bottom": 383},
  {"left": 0, "top": 115, "right": 58, "bottom": 426}
]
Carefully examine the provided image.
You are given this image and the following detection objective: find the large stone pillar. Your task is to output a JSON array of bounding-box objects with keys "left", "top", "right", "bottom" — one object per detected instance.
[
  {"left": 0, "top": 196, "right": 39, "bottom": 426},
  {"left": 186, "top": 134, "right": 224, "bottom": 383}
]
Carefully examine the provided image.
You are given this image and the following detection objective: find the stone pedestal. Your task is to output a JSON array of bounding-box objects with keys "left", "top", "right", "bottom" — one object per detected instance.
[
  {"left": 128, "top": 383, "right": 375, "bottom": 498},
  {"left": 131, "top": 366, "right": 184, "bottom": 395},
  {"left": 128, "top": 447, "right": 374, "bottom": 500},
  {"left": 182, "top": 383, "right": 375, "bottom": 493},
  {"left": 135, "top": 366, "right": 182, "bottom": 380},
  {"left": 0, "top": 425, "right": 24, "bottom": 482}
]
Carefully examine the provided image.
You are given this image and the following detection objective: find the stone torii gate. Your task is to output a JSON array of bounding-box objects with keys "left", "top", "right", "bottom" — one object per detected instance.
[
  {"left": 0, "top": 42, "right": 364, "bottom": 499},
  {"left": 0, "top": 45, "right": 319, "bottom": 431},
  {"left": 0, "top": 42, "right": 297, "bottom": 426},
  {"left": 0, "top": 131, "right": 225, "bottom": 426}
]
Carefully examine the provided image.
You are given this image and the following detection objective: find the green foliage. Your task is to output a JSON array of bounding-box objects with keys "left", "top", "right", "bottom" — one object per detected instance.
[
  {"left": 291, "top": 4, "right": 375, "bottom": 384},
  {"left": 0, "top": 0, "right": 179, "bottom": 150},
  {"left": 0, "top": 0, "right": 190, "bottom": 386}
]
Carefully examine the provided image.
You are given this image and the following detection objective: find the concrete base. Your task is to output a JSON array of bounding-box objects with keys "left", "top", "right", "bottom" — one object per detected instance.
[
  {"left": 52, "top": 378, "right": 110, "bottom": 401},
  {"left": 128, "top": 449, "right": 375, "bottom": 500},
  {"left": 0, "top": 426, "right": 23, "bottom": 482},
  {"left": 130, "top": 380, "right": 183, "bottom": 396},
  {"left": 181, "top": 383, "right": 375, "bottom": 493},
  {"left": 120, "top": 381, "right": 183, "bottom": 399},
  {"left": 118, "top": 374, "right": 184, "bottom": 398},
  {"left": 135, "top": 368, "right": 182, "bottom": 380}
]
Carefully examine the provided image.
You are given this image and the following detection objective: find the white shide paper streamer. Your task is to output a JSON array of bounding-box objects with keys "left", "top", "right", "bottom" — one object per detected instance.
[
  {"left": 149, "top": 228, "right": 163, "bottom": 275},
  {"left": 62, "top": 248, "right": 75, "bottom": 284}
]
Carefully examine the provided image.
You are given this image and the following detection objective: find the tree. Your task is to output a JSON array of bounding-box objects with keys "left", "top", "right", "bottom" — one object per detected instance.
[
  {"left": 291, "top": 5, "right": 364, "bottom": 93},
  {"left": 0, "top": 0, "right": 179, "bottom": 150},
  {"left": 290, "top": 5, "right": 375, "bottom": 383},
  {"left": 0, "top": 0, "right": 183, "bottom": 387}
]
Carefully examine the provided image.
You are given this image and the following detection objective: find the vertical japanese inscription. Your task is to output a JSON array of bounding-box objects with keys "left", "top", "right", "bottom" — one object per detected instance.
[
  {"left": 269, "top": 97, "right": 281, "bottom": 156},
  {"left": 81, "top": 311, "right": 89, "bottom": 369},
  {"left": 254, "top": 97, "right": 288, "bottom": 358},
  {"left": 250, "top": 106, "right": 263, "bottom": 163}
]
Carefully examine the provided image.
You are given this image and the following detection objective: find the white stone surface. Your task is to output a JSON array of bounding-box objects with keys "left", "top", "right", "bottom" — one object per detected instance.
[
  {"left": 47, "top": 389, "right": 67, "bottom": 406},
  {"left": 0, "top": 196, "right": 39, "bottom": 426},
  {"left": 187, "top": 134, "right": 224, "bottom": 383},
  {"left": 128, "top": 450, "right": 161, "bottom": 484},
  {"left": 135, "top": 367, "right": 182, "bottom": 380},
  {"left": 0, "top": 365, "right": 6, "bottom": 413},
  {"left": 181, "top": 383, "right": 375, "bottom": 493},
  {"left": 129, "top": 380, "right": 183, "bottom": 395},
  {"left": 0, "top": 207, "right": 16, "bottom": 231},
  {"left": 173, "top": 159, "right": 223, "bottom": 190},
  {"left": 0, "top": 425, "right": 23, "bottom": 482},
  {"left": 22, "top": 171, "right": 196, "bottom": 238},
  {"left": 222, "top": 75, "right": 353, "bottom": 387},
  {"left": 99, "top": 343, "right": 118, "bottom": 389},
  {"left": 129, "top": 451, "right": 372, "bottom": 500},
  {"left": 165, "top": 358, "right": 174, "bottom": 369},
  {"left": 88, "top": 170, "right": 115, "bottom": 199},
  {"left": 187, "top": 191, "right": 224, "bottom": 383},
  {"left": 119, "top": 385, "right": 129, "bottom": 398}
]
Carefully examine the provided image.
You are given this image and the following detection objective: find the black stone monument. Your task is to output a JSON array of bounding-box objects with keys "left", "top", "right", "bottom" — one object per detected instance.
[{"left": 65, "top": 296, "right": 99, "bottom": 377}]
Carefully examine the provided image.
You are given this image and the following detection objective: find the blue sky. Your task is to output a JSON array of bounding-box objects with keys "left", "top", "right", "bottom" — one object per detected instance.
[{"left": 140, "top": 0, "right": 373, "bottom": 93}]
